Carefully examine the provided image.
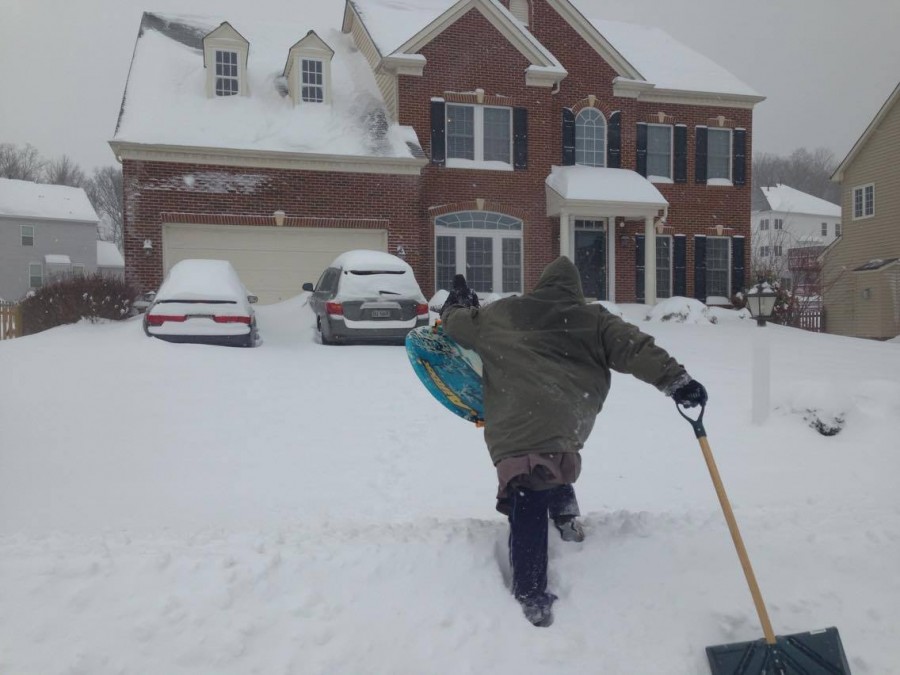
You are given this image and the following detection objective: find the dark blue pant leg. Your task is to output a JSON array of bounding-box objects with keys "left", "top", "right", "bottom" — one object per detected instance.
[
  {"left": 547, "top": 484, "right": 580, "bottom": 520},
  {"left": 508, "top": 487, "right": 551, "bottom": 601}
]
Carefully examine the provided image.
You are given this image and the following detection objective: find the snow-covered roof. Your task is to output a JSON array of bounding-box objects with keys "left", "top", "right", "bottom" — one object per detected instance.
[
  {"left": 113, "top": 12, "right": 421, "bottom": 160},
  {"left": 97, "top": 241, "right": 125, "bottom": 268},
  {"left": 546, "top": 166, "right": 668, "bottom": 206},
  {"left": 590, "top": 18, "right": 760, "bottom": 98},
  {"left": 0, "top": 178, "right": 99, "bottom": 223},
  {"left": 44, "top": 254, "right": 72, "bottom": 265},
  {"left": 331, "top": 249, "right": 411, "bottom": 272},
  {"left": 758, "top": 184, "right": 841, "bottom": 217}
]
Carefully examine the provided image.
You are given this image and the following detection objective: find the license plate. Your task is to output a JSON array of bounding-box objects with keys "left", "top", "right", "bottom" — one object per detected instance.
[{"left": 371, "top": 310, "right": 391, "bottom": 318}]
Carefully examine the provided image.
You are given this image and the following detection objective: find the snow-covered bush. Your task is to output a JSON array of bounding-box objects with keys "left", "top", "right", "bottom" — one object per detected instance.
[
  {"left": 645, "top": 297, "right": 716, "bottom": 324},
  {"left": 20, "top": 274, "right": 137, "bottom": 335}
]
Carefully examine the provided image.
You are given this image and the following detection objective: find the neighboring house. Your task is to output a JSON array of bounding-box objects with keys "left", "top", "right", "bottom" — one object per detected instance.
[
  {"left": 111, "top": 0, "right": 764, "bottom": 306},
  {"left": 750, "top": 183, "right": 840, "bottom": 292},
  {"left": 824, "top": 81, "right": 900, "bottom": 340},
  {"left": 97, "top": 240, "right": 125, "bottom": 279},
  {"left": 0, "top": 178, "right": 100, "bottom": 301}
]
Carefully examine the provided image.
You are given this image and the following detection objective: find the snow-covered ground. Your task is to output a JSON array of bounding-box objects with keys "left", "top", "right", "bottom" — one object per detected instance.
[{"left": 1, "top": 296, "right": 898, "bottom": 674}]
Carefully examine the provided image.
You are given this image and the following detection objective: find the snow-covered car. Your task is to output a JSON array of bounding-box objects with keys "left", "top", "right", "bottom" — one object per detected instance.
[
  {"left": 302, "top": 250, "right": 429, "bottom": 344},
  {"left": 143, "top": 259, "right": 259, "bottom": 347}
]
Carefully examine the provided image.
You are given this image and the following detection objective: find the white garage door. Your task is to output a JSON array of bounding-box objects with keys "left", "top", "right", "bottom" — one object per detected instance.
[{"left": 163, "top": 223, "right": 387, "bottom": 304}]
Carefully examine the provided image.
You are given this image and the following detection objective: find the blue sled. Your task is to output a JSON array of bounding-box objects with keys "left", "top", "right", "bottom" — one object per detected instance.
[{"left": 406, "top": 324, "right": 484, "bottom": 425}]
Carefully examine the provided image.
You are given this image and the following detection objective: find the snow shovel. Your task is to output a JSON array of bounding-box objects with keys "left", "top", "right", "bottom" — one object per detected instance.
[{"left": 676, "top": 401, "right": 851, "bottom": 674}]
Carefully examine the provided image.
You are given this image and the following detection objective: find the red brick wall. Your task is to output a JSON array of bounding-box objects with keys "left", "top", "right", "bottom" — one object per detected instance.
[{"left": 122, "top": 160, "right": 422, "bottom": 293}]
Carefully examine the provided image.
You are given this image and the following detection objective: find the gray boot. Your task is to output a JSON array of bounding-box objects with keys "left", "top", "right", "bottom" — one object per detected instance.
[{"left": 553, "top": 516, "right": 585, "bottom": 542}]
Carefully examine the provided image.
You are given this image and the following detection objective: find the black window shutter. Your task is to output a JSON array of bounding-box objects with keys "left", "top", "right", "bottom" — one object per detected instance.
[
  {"left": 732, "top": 128, "right": 747, "bottom": 186},
  {"left": 430, "top": 99, "right": 446, "bottom": 166},
  {"left": 607, "top": 111, "right": 621, "bottom": 168},
  {"left": 636, "top": 123, "right": 648, "bottom": 177},
  {"left": 513, "top": 107, "right": 528, "bottom": 170},
  {"left": 731, "top": 235, "right": 745, "bottom": 293},
  {"left": 562, "top": 108, "right": 576, "bottom": 165},
  {"left": 694, "top": 235, "right": 707, "bottom": 300},
  {"left": 674, "top": 125, "right": 687, "bottom": 183},
  {"left": 695, "top": 126, "right": 708, "bottom": 183},
  {"left": 635, "top": 234, "right": 645, "bottom": 303},
  {"left": 673, "top": 234, "right": 687, "bottom": 296}
]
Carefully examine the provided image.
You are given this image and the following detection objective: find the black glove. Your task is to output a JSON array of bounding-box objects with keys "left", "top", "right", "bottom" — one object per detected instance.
[
  {"left": 672, "top": 379, "right": 708, "bottom": 408},
  {"left": 441, "top": 275, "right": 477, "bottom": 315}
]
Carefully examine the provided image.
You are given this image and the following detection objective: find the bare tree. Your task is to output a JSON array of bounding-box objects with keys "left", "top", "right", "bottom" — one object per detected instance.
[
  {"left": 753, "top": 147, "right": 840, "bottom": 204},
  {"left": 0, "top": 143, "right": 46, "bottom": 181},
  {"left": 43, "top": 154, "right": 87, "bottom": 187},
  {"left": 85, "top": 166, "right": 124, "bottom": 248}
]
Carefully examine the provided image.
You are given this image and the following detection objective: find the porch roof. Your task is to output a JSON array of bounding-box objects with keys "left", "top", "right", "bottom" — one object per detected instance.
[{"left": 545, "top": 166, "right": 668, "bottom": 218}]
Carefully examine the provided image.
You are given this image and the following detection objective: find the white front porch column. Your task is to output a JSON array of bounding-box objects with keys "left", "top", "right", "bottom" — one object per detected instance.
[
  {"left": 644, "top": 215, "right": 657, "bottom": 305},
  {"left": 607, "top": 218, "right": 616, "bottom": 302},
  {"left": 560, "top": 210, "right": 571, "bottom": 260}
]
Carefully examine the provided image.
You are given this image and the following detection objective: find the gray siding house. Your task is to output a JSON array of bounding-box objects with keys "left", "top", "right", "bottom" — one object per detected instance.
[{"left": 0, "top": 179, "right": 101, "bottom": 301}]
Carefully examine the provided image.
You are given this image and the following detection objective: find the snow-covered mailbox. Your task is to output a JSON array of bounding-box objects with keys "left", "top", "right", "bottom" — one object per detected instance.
[{"left": 0, "top": 178, "right": 100, "bottom": 301}]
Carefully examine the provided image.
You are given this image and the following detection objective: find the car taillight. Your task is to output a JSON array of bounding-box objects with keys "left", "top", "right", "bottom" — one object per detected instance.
[
  {"left": 213, "top": 316, "right": 251, "bottom": 324},
  {"left": 415, "top": 303, "right": 429, "bottom": 316},
  {"left": 325, "top": 302, "right": 343, "bottom": 316},
  {"left": 147, "top": 314, "right": 186, "bottom": 326}
]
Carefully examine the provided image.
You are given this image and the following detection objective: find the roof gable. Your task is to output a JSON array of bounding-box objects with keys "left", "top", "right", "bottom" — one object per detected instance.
[
  {"left": 832, "top": 81, "right": 900, "bottom": 182},
  {"left": 201, "top": 21, "right": 250, "bottom": 67}
]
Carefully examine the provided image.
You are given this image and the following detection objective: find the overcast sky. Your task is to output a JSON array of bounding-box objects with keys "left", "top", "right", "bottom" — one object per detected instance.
[{"left": 1, "top": 0, "right": 898, "bottom": 172}]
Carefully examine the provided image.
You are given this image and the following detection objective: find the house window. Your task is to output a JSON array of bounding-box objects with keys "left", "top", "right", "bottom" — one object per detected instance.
[
  {"left": 29, "top": 263, "right": 43, "bottom": 288},
  {"left": 214, "top": 50, "right": 239, "bottom": 96},
  {"left": 836, "top": 222, "right": 841, "bottom": 237},
  {"left": 21, "top": 224, "right": 34, "bottom": 246},
  {"left": 760, "top": 218, "right": 769, "bottom": 231},
  {"left": 759, "top": 246, "right": 770, "bottom": 257},
  {"left": 821, "top": 222, "right": 828, "bottom": 237},
  {"left": 774, "top": 218, "right": 783, "bottom": 230},
  {"left": 301, "top": 58, "right": 324, "bottom": 103},
  {"left": 706, "top": 236, "right": 731, "bottom": 298},
  {"left": 446, "top": 104, "right": 512, "bottom": 166},
  {"left": 434, "top": 211, "right": 523, "bottom": 293},
  {"left": 647, "top": 124, "right": 673, "bottom": 180},
  {"left": 656, "top": 235, "right": 672, "bottom": 299},
  {"left": 575, "top": 108, "right": 606, "bottom": 167},
  {"left": 774, "top": 245, "right": 783, "bottom": 257},
  {"left": 73, "top": 264, "right": 85, "bottom": 278},
  {"left": 853, "top": 184, "right": 875, "bottom": 219},
  {"left": 707, "top": 128, "right": 732, "bottom": 182}
]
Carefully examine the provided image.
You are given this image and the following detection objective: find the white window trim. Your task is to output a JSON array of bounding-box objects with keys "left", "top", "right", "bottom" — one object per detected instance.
[
  {"left": 647, "top": 123, "right": 673, "bottom": 183},
  {"left": 853, "top": 183, "right": 875, "bottom": 220},
  {"left": 706, "top": 127, "right": 733, "bottom": 186},
  {"left": 656, "top": 234, "right": 673, "bottom": 298},
  {"left": 435, "top": 221, "right": 523, "bottom": 294},
  {"left": 706, "top": 236, "right": 732, "bottom": 298},
  {"left": 575, "top": 108, "right": 607, "bottom": 168},
  {"left": 21, "top": 224, "right": 34, "bottom": 246},
  {"left": 297, "top": 55, "right": 331, "bottom": 105},
  {"left": 28, "top": 262, "right": 43, "bottom": 288},
  {"left": 204, "top": 39, "right": 248, "bottom": 98},
  {"left": 446, "top": 104, "right": 513, "bottom": 170}
]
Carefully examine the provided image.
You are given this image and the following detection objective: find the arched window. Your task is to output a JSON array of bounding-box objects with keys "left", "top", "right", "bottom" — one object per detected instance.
[
  {"left": 434, "top": 211, "right": 523, "bottom": 294},
  {"left": 575, "top": 108, "right": 606, "bottom": 167}
]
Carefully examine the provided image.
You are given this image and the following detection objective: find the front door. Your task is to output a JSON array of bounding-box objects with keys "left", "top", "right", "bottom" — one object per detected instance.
[{"left": 574, "top": 220, "right": 607, "bottom": 300}]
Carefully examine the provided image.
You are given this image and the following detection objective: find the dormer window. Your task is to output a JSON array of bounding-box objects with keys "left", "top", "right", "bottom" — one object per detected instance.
[
  {"left": 215, "top": 50, "right": 240, "bottom": 96},
  {"left": 284, "top": 31, "right": 334, "bottom": 106},
  {"left": 301, "top": 58, "right": 324, "bottom": 103},
  {"left": 202, "top": 22, "right": 250, "bottom": 99}
]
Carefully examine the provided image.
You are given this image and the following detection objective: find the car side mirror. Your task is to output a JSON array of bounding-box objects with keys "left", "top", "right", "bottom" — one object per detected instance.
[
  {"left": 247, "top": 294, "right": 258, "bottom": 304},
  {"left": 302, "top": 282, "right": 314, "bottom": 292}
]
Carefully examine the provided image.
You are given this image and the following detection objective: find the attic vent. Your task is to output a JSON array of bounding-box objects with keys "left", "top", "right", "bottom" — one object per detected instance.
[{"left": 509, "top": 0, "right": 529, "bottom": 25}]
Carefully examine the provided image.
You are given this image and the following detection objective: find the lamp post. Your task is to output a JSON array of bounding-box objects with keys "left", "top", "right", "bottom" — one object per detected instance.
[{"left": 746, "top": 279, "right": 778, "bottom": 424}]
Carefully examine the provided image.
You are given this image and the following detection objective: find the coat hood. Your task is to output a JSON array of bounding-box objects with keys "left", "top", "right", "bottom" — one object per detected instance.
[{"left": 532, "top": 256, "right": 585, "bottom": 302}]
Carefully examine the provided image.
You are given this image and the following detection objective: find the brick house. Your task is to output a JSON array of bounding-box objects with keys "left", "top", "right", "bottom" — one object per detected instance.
[{"left": 111, "top": 0, "right": 763, "bottom": 305}]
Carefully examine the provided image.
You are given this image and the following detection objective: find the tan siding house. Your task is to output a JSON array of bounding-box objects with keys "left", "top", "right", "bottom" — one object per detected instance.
[{"left": 825, "top": 82, "right": 900, "bottom": 339}]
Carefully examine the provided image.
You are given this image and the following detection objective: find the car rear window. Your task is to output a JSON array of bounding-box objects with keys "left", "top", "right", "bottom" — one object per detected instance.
[{"left": 339, "top": 269, "right": 422, "bottom": 298}]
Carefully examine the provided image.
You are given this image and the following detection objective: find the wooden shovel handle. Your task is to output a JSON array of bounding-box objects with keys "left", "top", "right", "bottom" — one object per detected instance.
[{"left": 698, "top": 434, "right": 777, "bottom": 645}]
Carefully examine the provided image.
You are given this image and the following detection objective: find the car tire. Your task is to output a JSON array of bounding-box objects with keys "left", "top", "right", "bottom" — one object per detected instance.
[{"left": 317, "top": 316, "right": 332, "bottom": 345}]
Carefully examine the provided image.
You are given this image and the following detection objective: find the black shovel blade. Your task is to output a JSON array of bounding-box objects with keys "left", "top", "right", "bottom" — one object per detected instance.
[{"left": 707, "top": 627, "right": 851, "bottom": 674}]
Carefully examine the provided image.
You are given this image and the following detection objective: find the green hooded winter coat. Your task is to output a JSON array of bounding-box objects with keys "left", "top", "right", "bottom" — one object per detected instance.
[{"left": 442, "top": 256, "right": 688, "bottom": 465}]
